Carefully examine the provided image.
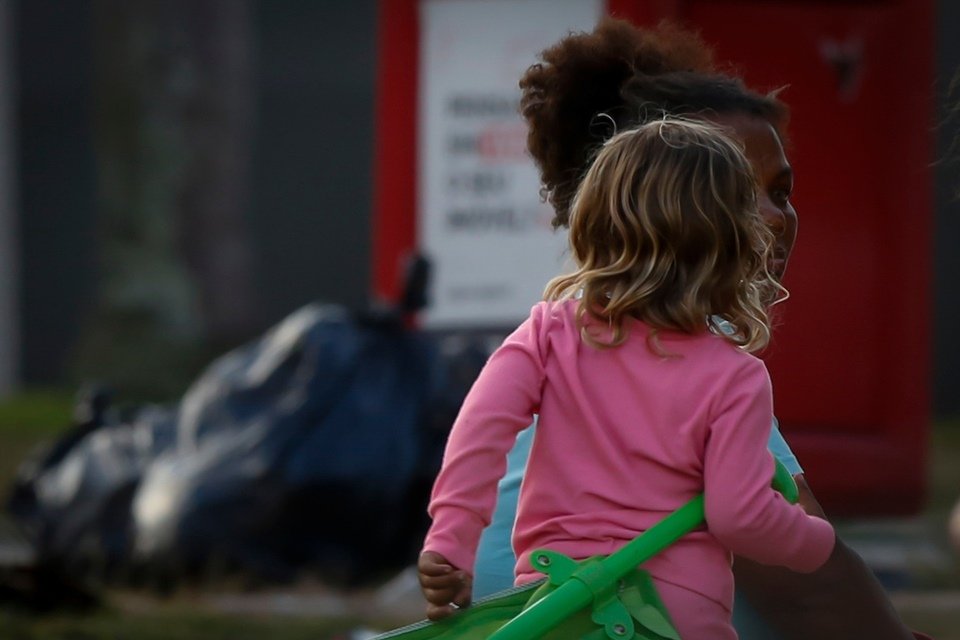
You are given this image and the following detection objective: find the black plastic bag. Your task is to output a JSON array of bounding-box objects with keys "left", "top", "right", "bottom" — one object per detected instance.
[{"left": 132, "top": 304, "right": 441, "bottom": 585}]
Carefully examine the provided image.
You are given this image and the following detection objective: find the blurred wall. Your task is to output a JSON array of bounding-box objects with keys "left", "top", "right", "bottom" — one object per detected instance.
[
  {"left": 250, "top": 0, "right": 377, "bottom": 320},
  {"left": 934, "top": 0, "right": 960, "bottom": 417},
  {"left": 0, "top": 0, "right": 18, "bottom": 395},
  {"left": 16, "top": 0, "right": 97, "bottom": 386},
  {"left": 13, "top": 1, "right": 378, "bottom": 393}
]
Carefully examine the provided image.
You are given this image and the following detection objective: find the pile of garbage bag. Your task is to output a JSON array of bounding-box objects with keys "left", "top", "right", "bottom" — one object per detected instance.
[{"left": 6, "top": 290, "right": 491, "bottom": 590}]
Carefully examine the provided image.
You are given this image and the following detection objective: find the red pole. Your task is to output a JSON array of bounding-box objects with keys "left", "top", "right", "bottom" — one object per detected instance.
[{"left": 371, "top": 0, "right": 419, "bottom": 303}]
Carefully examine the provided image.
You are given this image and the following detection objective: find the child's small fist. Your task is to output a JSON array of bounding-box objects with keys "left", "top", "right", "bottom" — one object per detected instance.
[{"left": 417, "top": 551, "right": 473, "bottom": 620}]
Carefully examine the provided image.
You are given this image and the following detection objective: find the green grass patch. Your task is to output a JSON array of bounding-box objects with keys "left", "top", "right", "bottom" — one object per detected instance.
[
  {"left": 0, "top": 607, "right": 360, "bottom": 640},
  {"left": 898, "top": 605, "right": 960, "bottom": 640},
  {"left": 0, "top": 389, "right": 73, "bottom": 438},
  {"left": 0, "top": 389, "right": 74, "bottom": 494},
  {"left": 928, "top": 421, "right": 960, "bottom": 516}
]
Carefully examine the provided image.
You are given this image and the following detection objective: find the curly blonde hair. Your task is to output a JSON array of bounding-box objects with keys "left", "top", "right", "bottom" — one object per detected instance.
[{"left": 544, "top": 118, "right": 786, "bottom": 353}]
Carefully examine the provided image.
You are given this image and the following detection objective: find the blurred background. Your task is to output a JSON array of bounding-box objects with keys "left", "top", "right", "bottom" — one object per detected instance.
[{"left": 0, "top": 0, "right": 958, "bottom": 638}]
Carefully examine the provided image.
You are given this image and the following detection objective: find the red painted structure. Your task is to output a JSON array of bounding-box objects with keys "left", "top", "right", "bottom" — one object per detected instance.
[{"left": 373, "top": 0, "right": 934, "bottom": 516}]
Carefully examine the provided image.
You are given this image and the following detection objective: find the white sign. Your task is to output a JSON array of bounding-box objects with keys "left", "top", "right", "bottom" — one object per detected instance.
[{"left": 419, "top": 0, "right": 602, "bottom": 328}]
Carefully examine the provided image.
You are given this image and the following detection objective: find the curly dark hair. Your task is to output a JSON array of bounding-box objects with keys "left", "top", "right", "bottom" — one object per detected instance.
[{"left": 520, "top": 17, "right": 787, "bottom": 228}]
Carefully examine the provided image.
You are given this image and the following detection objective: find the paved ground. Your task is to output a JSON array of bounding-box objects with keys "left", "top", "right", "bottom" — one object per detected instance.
[
  {"left": 838, "top": 517, "right": 957, "bottom": 589},
  {"left": 842, "top": 517, "right": 960, "bottom": 639}
]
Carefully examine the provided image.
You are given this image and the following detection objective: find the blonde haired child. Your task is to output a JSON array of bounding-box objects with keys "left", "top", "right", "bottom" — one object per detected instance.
[{"left": 418, "top": 119, "right": 835, "bottom": 639}]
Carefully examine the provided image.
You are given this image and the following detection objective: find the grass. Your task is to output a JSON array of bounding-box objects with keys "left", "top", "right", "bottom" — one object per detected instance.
[
  {"left": 927, "top": 420, "right": 960, "bottom": 518},
  {"left": 0, "top": 389, "right": 74, "bottom": 494},
  {"left": 0, "top": 606, "right": 360, "bottom": 640},
  {"left": 898, "top": 603, "right": 960, "bottom": 640},
  {"left": 0, "top": 389, "right": 74, "bottom": 434}
]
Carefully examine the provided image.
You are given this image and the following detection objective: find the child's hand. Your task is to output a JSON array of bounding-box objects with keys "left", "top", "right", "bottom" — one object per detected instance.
[{"left": 417, "top": 551, "right": 473, "bottom": 620}]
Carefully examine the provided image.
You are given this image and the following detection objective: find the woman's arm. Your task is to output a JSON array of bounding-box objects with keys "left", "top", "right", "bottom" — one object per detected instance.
[{"left": 732, "top": 475, "right": 916, "bottom": 640}]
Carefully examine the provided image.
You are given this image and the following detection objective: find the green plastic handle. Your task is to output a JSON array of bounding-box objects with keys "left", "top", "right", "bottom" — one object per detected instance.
[{"left": 487, "top": 459, "right": 798, "bottom": 640}]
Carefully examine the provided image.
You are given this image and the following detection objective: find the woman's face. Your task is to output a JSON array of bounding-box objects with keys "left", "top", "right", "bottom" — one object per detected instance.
[{"left": 708, "top": 113, "right": 798, "bottom": 279}]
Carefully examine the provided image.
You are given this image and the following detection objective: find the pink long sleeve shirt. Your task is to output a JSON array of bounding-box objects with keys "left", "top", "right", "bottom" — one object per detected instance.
[{"left": 424, "top": 300, "right": 835, "bottom": 611}]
